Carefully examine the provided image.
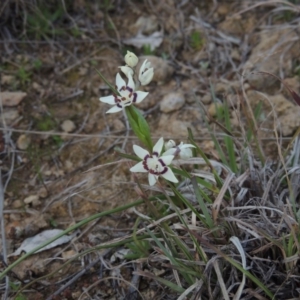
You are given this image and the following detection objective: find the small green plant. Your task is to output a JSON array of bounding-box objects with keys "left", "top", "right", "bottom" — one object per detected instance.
[
  {"left": 142, "top": 44, "right": 155, "bottom": 55},
  {"left": 10, "top": 282, "right": 27, "bottom": 300},
  {"left": 16, "top": 66, "right": 31, "bottom": 86},
  {"left": 36, "top": 115, "right": 56, "bottom": 131},
  {"left": 190, "top": 30, "right": 204, "bottom": 50},
  {"left": 51, "top": 135, "right": 63, "bottom": 147},
  {"left": 33, "top": 58, "right": 43, "bottom": 70}
]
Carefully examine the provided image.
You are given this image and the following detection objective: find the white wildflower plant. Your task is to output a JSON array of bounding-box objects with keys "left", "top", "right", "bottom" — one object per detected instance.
[
  {"left": 130, "top": 137, "right": 178, "bottom": 186},
  {"left": 99, "top": 73, "right": 148, "bottom": 114},
  {"left": 98, "top": 50, "right": 192, "bottom": 186}
]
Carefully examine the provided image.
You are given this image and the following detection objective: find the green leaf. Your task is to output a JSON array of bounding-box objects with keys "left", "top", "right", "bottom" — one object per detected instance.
[{"left": 126, "top": 106, "right": 152, "bottom": 150}]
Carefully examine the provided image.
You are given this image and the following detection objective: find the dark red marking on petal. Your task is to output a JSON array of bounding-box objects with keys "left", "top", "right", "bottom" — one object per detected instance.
[
  {"left": 132, "top": 92, "right": 137, "bottom": 103},
  {"left": 158, "top": 158, "right": 166, "bottom": 167},
  {"left": 126, "top": 86, "right": 133, "bottom": 93}
]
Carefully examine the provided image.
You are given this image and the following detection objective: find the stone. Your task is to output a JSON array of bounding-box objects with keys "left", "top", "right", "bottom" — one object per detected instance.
[
  {"left": 0, "top": 109, "right": 19, "bottom": 125},
  {"left": 38, "top": 187, "right": 48, "bottom": 198},
  {"left": 17, "top": 134, "right": 31, "bottom": 150},
  {"left": 202, "top": 94, "right": 212, "bottom": 104},
  {"left": 246, "top": 91, "right": 300, "bottom": 136},
  {"left": 12, "top": 200, "right": 23, "bottom": 209},
  {"left": 282, "top": 77, "right": 300, "bottom": 100},
  {"left": 61, "top": 120, "right": 76, "bottom": 133},
  {"left": 245, "top": 29, "right": 300, "bottom": 92},
  {"left": 24, "top": 195, "right": 40, "bottom": 207},
  {"left": 157, "top": 114, "right": 192, "bottom": 138},
  {"left": 0, "top": 91, "right": 27, "bottom": 106},
  {"left": 1, "top": 75, "right": 14, "bottom": 85},
  {"left": 160, "top": 92, "right": 185, "bottom": 113}
]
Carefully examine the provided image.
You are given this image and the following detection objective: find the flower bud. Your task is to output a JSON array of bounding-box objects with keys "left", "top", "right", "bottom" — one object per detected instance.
[
  {"left": 165, "top": 139, "right": 176, "bottom": 150},
  {"left": 139, "top": 59, "right": 154, "bottom": 86},
  {"left": 124, "top": 51, "right": 139, "bottom": 68},
  {"left": 179, "top": 147, "right": 193, "bottom": 159},
  {"left": 119, "top": 65, "right": 134, "bottom": 78}
]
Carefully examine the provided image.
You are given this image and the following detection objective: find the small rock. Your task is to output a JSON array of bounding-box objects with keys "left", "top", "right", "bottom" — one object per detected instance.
[
  {"left": 1, "top": 75, "right": 14, "bottom": 85},
  {"left": 79, "top": 67, "right": 88, "bottom": 76},
  {"left": 160, "top": 92, "right": 185, "bottom": 113},
  {"left": 202, "top": 94, "right": 212, "bottom": 104},
  {"left": 0, "top": 91, "right": 27, "bottom": 106},
  {"left": 208, "top": 102, "right": 223, "bottom": 117},
  {"left": 231, "top": 49, "right": 241, "bottom": 61},
  {"left": 282, "top": 77, "right": 300, "bottom": 99},
  {"left": 0, "top": 109, "right": 19, "bottom": 125},
  {"left": 38, "top": 187, "right": 48, "bottom": 198},
  {"left": 17, "top": 134, "right": 31, "bottom": 150},
  {"left": 138, "top": 56, "right": 174, "bottom": 83},
  {"left": 245, "top": 29, "right": 299, "bottom": 91},
  {"left": 24, "top": 195, "right": 40, "bottom": 207},
  {"left": 32, "top": 82, "right": 42, "bottom": 91},
  {"left": 62, "top": 249, "right": 76, "bottom": 260},
  {"left": 12, "top": 200, "right": 23, "bottom": 209},
  {"left": 215, "top": 82, "right": 228, "bottom": 94},
  {"left": 64, "top": 160, "right": 73, "bottom": 171},
  {"left": 157, "top": 114, "right": 192, "bottom": 137},
  {"left": 61, "top": 120, "right": 76, "bottom": 133}
]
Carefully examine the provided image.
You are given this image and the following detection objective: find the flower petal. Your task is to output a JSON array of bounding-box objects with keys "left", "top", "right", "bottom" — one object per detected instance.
[
  {"left": 106, "top": 105, "right": 123, "bottom": 114},
  {"left": 130, "top": 161, "right": 147, "bottom": 173},
  {"left": 140, "top": 68, "right": 154, "bottom": 86},
  {"left": 127, "top": 73, "right": 135, "bottom": 91},
  {"left": 160, "top": 155, "right": 174, "bottom": 165},
  {"left": 116, "top": 73, "right": 126, "bottom": 90},
  {"left": 99, "top": 95, "right": 115, "bottom": 105},
  {"left": 179, "top": 144, "right": 196, "bottom": 150},
  {"left": 153, "top": 137, "right": 164, "bottom": 155},
  {"left": 119, "top": 66, "right": 134, "bottom": 78},
  {"left": 148, "top": 173, "right": 157, "bottom": 186},
  {"left": 135, "top": 91, "right": 149, "bottom": 104},
  {"left": 161, "top": 168, "right": 178, "bottom": 183},
  {"left": 180, "top": 148, "right": 193, "bottom": 159},
  {"left": 139, "top": 59, "right": 147, "bottom": 77},
  {"left": 162, "top": 148, "right": 176, "bottom": 156},
  {"left": 133, "top": 145, "right": 149, "bottom": 159}
]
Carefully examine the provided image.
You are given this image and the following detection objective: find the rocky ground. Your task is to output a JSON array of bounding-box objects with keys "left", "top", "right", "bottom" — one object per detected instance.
[{"left": 1, "top": 0, "right": 300, "bottom": 299}]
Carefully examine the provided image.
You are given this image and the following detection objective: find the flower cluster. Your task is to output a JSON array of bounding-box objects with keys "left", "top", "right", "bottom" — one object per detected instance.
[
  {"left": 99, "top": 51, "right": 195, "bottom": 186},
  {"left": 100, "top": 51, "right": 154, "bottom": 114}
]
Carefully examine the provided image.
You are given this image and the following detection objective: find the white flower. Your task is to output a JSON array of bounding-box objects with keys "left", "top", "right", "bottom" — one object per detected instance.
[
  {"left": 125, "top": 51, "right": 139, "bottom": 68},
  {"left": 119, "top": 66, "right": 134, "bottom": 78},
  {"left": 99, "top": 73, "right": 148, "bottom": 113},
  {"left": 139, "top": 59, "right": 154, "bottom": 86},
  {"left": 163, "top": 141, "right": 195, "bottom": 159},
  {"left": 130, "top": 137, "right": 178, "bottom": 186}
]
